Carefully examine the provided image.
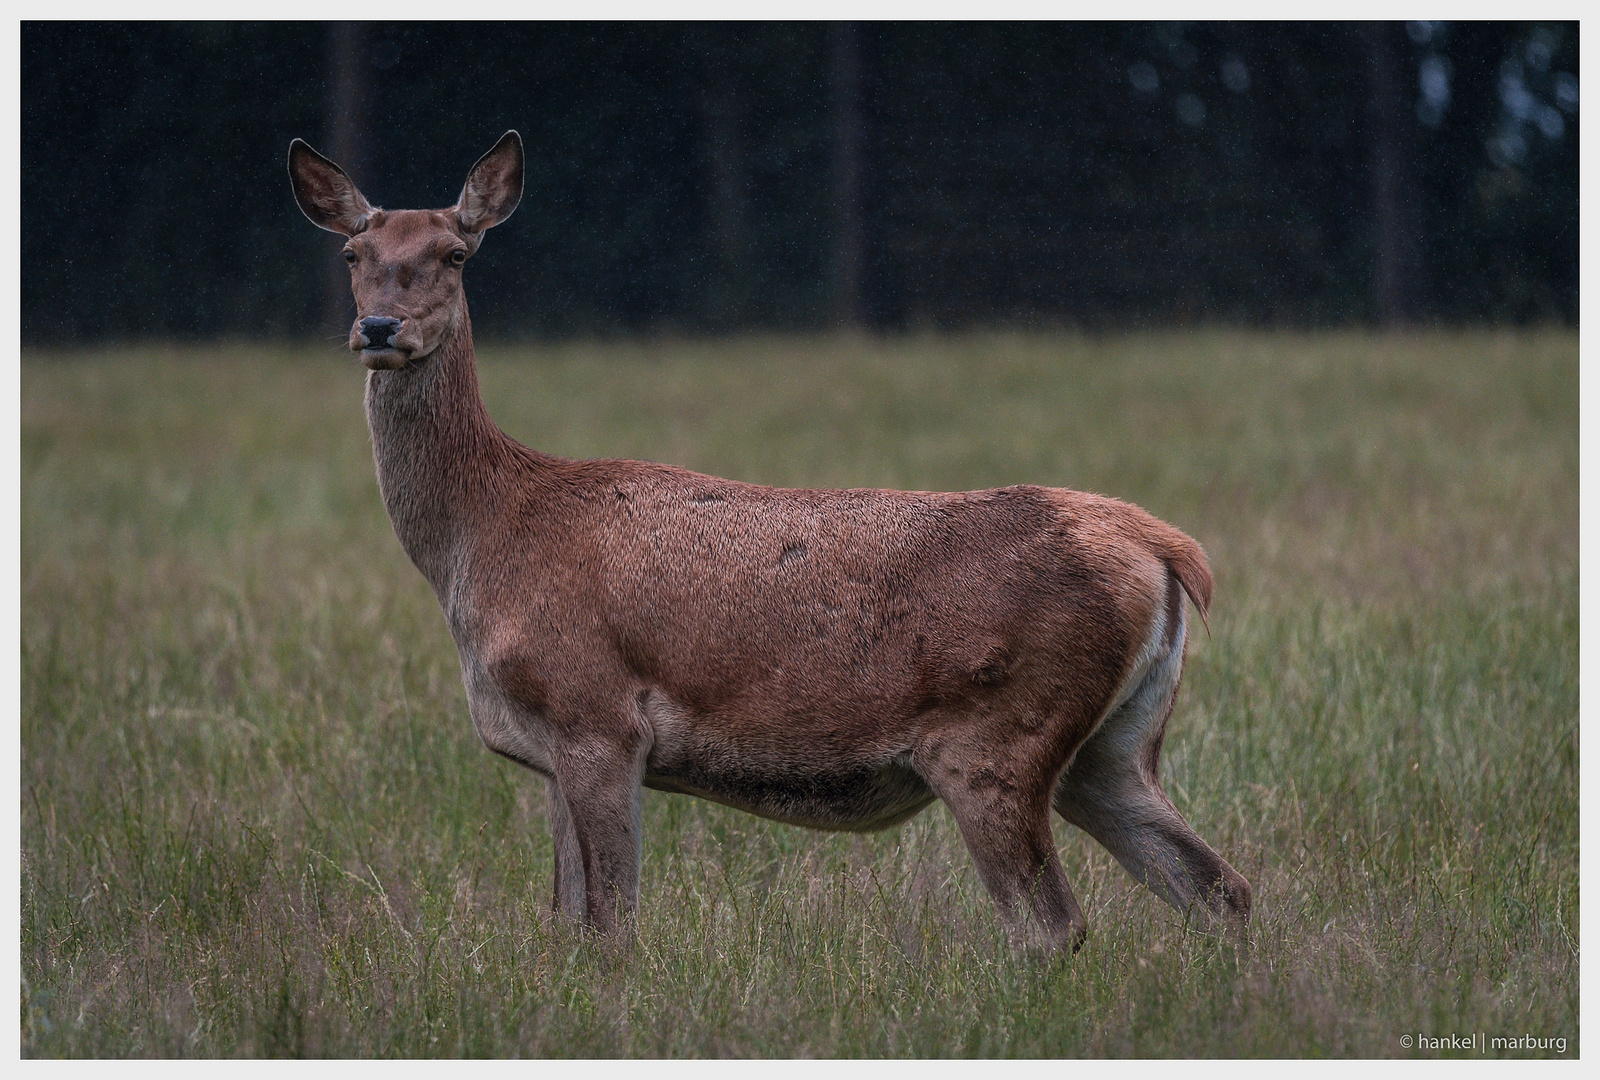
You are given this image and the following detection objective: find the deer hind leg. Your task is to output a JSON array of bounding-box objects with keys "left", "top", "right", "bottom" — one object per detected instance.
[
  {"left": 918, "top": 735, "right": 1088, "bottom": 953},
  {"left": 1053, "top": 588, "right": 1251, "bottom": 930}
]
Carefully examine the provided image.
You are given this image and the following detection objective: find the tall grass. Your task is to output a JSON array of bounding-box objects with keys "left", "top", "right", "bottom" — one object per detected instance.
[{"left": 21, "top": 330, "right": 1576, "bottom": 1057}]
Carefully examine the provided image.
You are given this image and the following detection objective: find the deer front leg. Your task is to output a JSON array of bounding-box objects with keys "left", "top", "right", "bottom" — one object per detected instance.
[
  {"left": 545, "top": 777, "right": 586, "bottom": 920},
  {"left": 551, "top": 736, "right": 648, "bottom": 935}
]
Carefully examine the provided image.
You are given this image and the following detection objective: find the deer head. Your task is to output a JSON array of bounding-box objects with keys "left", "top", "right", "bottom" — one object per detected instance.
[{"left": 288, "top": 132, "right": 524, "bottom": 369}]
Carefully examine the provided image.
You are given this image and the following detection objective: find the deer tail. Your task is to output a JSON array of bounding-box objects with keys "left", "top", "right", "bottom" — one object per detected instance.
[
  {"left": 1120, "top": 506, "right": 1212, "bottom": 634},
  {"left": 1152, "top": 525, "right": 1212, "bottom": 635}
]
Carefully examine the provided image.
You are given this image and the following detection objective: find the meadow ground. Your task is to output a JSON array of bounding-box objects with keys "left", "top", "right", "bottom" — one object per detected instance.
[{"left": 20, "top": 330, "right": 1577, "bottom": 1057}]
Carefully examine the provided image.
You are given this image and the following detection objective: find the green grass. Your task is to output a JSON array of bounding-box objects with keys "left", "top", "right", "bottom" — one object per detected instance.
[{"left": 21, "top": 330, "right": 1577, "bottom": 1057}]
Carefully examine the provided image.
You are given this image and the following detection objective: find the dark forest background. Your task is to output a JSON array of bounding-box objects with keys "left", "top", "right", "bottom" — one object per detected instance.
[{"left": 22, "top": 21, "right": 1578, "bottom": 344}]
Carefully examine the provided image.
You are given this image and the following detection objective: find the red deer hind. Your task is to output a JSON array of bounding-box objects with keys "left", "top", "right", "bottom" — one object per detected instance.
[{"left": 288, "top": 131, "right": 1250, "bottom": 952}]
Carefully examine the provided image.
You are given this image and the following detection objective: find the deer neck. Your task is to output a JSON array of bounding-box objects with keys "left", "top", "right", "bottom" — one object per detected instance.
[{"left": 363, "top": 304, "right": 510, "bottom": 595}]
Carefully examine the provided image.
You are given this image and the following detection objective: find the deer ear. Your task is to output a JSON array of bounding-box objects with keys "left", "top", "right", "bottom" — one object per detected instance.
[
  {"left": 288, "top": 139, "right": 375, "bottom": 236},
  {"left": 454, "top": 131, "right": 523, "bottom": 234}
]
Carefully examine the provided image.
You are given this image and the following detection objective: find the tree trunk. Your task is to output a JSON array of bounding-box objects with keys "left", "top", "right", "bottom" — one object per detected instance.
[
  {"left": 702, "top": 81, "right": 749, "bottom": 329},
  {"left": 1362, "top": 22, "right": 1424, "bottom": 325},
  {"left": 323, "top": 22, "right": 370, "bottom": 337},
  {"left": 830, "top": 23, "right": 866, "bottom": 329}
]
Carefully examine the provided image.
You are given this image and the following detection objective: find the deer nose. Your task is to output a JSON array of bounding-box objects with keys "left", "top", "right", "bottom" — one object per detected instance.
[{"left": 359, "top": 317, "right": 402, "bottom": 348}]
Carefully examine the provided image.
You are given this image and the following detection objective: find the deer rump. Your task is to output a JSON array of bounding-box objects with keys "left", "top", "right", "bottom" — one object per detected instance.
[{"left": 452, "top": 461, "right": 1204, "bottom": 833}]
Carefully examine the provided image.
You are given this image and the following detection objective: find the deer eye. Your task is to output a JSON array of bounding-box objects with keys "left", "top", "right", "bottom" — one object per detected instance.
[
  {"left": 343, "top": 250, "right": 357, "bottom": 265},
  {"left": 449, "top": 249, "right": 467, "bottom": 266}
]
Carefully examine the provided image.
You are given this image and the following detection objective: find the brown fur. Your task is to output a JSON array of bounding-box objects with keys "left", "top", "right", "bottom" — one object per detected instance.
[{"left": 289, "top": 132, "right": 1251, "bottom": 951}]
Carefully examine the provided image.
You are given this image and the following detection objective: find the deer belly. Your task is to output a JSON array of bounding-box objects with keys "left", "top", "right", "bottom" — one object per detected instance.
[
  {"left": 642, "top": 694, "right": 933, "bottom": 830},
  {"left": 644, "top": 753, "right": 934, "bottom": 831}
]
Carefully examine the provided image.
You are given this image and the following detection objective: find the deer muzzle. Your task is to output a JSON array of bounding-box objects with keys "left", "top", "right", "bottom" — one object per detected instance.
[{"left": 355, "top": 316, "right": 408, "bottom": 370}]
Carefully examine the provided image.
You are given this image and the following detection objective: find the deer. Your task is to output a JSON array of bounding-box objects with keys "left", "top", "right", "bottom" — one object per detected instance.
[{"left": 288, "top": 130, "right": 1251, "bottom": 953}]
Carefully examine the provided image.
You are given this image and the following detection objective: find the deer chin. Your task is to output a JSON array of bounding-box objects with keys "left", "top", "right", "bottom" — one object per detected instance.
[{"left": 361, "top": 347, "right": 409, "bottom": 371}]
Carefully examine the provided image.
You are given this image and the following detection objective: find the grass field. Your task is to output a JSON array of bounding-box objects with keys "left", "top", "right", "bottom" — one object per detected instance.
[{"left": 21, "top": 330, "right": 1577, "bottom": 1057}]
